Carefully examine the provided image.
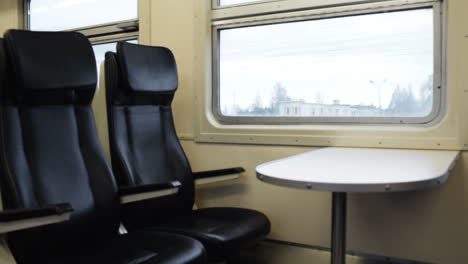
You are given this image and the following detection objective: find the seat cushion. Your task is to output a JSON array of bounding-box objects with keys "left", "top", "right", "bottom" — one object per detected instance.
[
  {"left": 145, "top": 207, "right": 271, "bottom": 261},
  {"left": 21, "top": 231, "right": 206, "bottom": 264}
]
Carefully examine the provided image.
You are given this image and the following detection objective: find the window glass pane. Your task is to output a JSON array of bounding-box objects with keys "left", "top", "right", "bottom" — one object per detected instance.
[
  {"left": 219, "top": 0, "right": 265, "bottom": 6},
  {"left": 93, "top": 40, "right": 138, "bottom": 79},
  {"left": 218, "top": 8, "right": 434, "bottom": 118},
  {"left": 30, "top": 0, "right": 138, "bottom": 31}
]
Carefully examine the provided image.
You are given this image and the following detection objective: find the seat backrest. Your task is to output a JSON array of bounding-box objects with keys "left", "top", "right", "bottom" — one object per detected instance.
[
  {"left": 105, "top": 42, "right": 194, "bottom": 229},
  {"left": 0, "top": 30, "right": 120, "bottom": 262}
]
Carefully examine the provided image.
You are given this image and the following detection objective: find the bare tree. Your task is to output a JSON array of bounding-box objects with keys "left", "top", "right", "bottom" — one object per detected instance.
[
  {"left": 271, "top": 82, "right": 290, "bottom": 114},
  {"left": 388, "top": 85, "right": 418, "bottom": 116},
  {"left": 418, "top": 74, "right": 433, "bottom": 115}
]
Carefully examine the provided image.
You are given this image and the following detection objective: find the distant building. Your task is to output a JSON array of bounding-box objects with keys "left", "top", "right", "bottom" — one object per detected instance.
[{"left": 277, "top": 100, "right": 381, "bottom": 117}]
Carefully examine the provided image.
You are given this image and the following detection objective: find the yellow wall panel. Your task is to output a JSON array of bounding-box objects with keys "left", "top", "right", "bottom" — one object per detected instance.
[
  {"left": 0, "top": 0, "right": 21, "bottom": 35},
  {"left": 1, "top": 0, "right": 468, "bottom": 263},
  {"left": 0, "top": 1, "right": 20, "bottom": 263}
]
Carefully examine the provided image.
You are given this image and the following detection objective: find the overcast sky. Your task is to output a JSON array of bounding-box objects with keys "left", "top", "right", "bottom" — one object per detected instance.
[{"left": 30, "top": 0, "right": 137, "bottom": 31}]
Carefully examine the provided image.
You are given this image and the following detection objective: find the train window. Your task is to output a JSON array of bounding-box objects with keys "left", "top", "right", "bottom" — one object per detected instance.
[
  {"left": 27, "top": 0, "right": 138, "bottom": 31},
  {"left": 25, "top": 0, "right": 139, "bottom": 75},
  {"left": 212, "top": 2, "right": 443, "bottom": 125}
]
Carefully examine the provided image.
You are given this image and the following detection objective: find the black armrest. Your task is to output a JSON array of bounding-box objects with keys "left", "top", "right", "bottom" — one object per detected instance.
[
  {"left": 193, "top": 167, "right": 245, "bottom": 180},
  {"left": 119, "top": 181, "right": 181, "bottom": 196},
  {"left": 0, "top": 203, "right": 73, "bottom": 223}
]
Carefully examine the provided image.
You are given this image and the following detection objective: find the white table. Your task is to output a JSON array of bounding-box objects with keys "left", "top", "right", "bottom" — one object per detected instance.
[{"left": 256, "top": 147, "right": 459, "bottom": 264}]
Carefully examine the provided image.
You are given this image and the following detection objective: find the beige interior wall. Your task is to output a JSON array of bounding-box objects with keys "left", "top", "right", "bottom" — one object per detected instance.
[
  {"left": 147, "top": 1, "right": 468, "bottom": 263},
  {"left": 0, "top": 1, "right": 22, "bottom": 263},
  {"left": 0, "top": 0, "right": 21, "bottom": 35},
  {"left": 1, "top": 0, "right": 468, "bottom": 263}
]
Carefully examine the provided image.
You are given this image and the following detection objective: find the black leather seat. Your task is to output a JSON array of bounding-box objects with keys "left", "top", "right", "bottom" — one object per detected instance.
[
  {"left": 105, "top": 42, "right": 271, "bottom": 261},
  {"left": 0, "top": 31, "right": 206, "bottom": 264}
]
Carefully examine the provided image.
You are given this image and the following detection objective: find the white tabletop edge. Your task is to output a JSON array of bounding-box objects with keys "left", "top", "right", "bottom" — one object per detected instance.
[{"left": 256, "top": 147, "right": 460, "bottom": 193}]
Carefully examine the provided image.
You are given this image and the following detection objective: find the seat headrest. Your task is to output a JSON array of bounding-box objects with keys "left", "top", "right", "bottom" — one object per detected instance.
[
  {"left": 117, "top": 42, "right": 178, "bottom": 94},
  {"left": 4, "top": 30, "right": 97, "bottom": 93}
]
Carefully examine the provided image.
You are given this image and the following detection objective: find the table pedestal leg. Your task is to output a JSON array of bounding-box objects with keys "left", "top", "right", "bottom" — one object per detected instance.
[{"left": 331, "top": 192, "right": 347, "bottom": 264}]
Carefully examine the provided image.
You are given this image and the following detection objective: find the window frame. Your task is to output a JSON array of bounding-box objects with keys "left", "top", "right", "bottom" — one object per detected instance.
[{"left": 211, "top": 0, "right": 444, "bottom": 125}]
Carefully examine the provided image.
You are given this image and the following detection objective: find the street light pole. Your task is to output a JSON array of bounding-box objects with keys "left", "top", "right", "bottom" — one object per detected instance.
[{"left": 370, "top": 79, "right": 386, "bottom": 112}]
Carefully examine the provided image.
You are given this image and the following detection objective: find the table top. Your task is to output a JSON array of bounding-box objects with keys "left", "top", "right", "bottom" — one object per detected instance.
[{"left": 256, "top": 147, "right": 460, "bottom": 193}]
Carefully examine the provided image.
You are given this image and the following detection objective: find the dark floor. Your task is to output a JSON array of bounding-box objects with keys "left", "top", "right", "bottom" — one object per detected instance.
[{"left": 227, "top": 240, "right": 431, "bottom": 264}]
